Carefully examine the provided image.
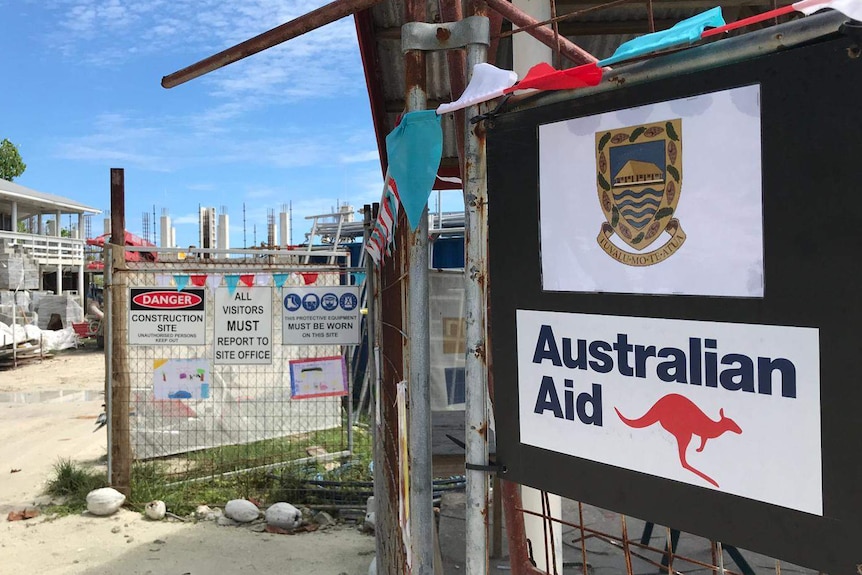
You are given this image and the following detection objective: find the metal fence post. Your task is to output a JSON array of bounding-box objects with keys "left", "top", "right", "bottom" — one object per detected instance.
[
  {"left": 464, "top": 17, "right": 490, "bottom": 575},
  {"left": 403, "top": 0, "right": 434, "bottom": 570},
  {"left": 104, "top": 243, "right": 113, "bottom": 483},
  {"left": 109, "top": 168, "right": 131, "bottom": 496}
]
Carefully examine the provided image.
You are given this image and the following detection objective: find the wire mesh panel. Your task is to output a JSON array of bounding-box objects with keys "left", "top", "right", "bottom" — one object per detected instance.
[
  {"left": 109, "top": 251, "right": 372, "bottom": 513},
  {"left": 501, "top": 486, "right": 820, "bottom": 575}
]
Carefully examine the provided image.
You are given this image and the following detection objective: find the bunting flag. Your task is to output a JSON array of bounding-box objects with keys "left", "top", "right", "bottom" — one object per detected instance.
[
  {"left": 190, "top": 274, "right": 207, "bottom": 287},
  {"left": 385, "top": 110, "right": 443, "bottom": 231},
  {"left": 206, "top": 274, "right": 222, "bottom": 292},
  {"left": 365, "top": 175, "right": 403, "bottom": 267},
  {"left": 365, "top": 235, "right": 382, "bottom": 264},
  {"left": 174, "top": 274, "right": 190, "bottom": 291},
  {"left": 598, "top": 7, "right": 726, "bottom": 66},
  {"left": 301, "top": 272, "right": 318, "bottom": 286},
  {"left": 436, "top": 63, "right": 518, "bottom": 115},
  {"left": 272, "top": 273, "right": 290, "bottom": 288},
  {"left": 503, "top": 62, "right": 603, "bottom": 94},
  {"left": 225, "top": 274, "right": 241, "bottom": 295},
  {"left": 255, "top": 273, "right": 272, "bottom": 287},
  {"left": 239, "top": 274, "right": 255, "bottom": 287},
  {"left": 353, "top": 272, "right": 367, "bottom": 286},
  {"left": 155, "top": 274, "right": 171, "bottom": 287},
  {"left": 702, "top": 0, "right": 862, "bottom": 38}
]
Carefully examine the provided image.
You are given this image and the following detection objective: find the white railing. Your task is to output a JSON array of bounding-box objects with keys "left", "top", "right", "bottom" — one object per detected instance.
[{"left": 0, "top": 230, "right": 85, "bottom": 265}]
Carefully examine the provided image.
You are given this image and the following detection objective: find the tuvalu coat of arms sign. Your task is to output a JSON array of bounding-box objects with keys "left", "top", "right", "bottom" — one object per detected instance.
[{"left": 595, "top": 119, "right": 686, "bottom": 266}]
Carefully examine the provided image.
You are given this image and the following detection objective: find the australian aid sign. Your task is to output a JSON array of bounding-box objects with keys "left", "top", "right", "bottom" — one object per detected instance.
[{"left": 517, "top": 310, "right": 822, "bottom": 515}]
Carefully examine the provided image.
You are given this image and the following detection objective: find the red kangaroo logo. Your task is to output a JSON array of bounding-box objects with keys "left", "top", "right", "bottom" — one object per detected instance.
[{"left": 614, "top": 394, "right": 742, "bottom": 488}]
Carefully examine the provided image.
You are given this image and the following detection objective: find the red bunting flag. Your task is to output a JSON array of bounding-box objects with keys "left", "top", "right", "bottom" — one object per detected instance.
[
  {"left": 190, "top": 274, "right": 207, "bottom": 287},
  {"left": 702, "top": 0, "right": 862, "bottom": 38},
  {"left": 239, "top": 274, "right": 255, "bottom": 287},
  {"left": 503, "top": 62, "right": 603, "bottom": 94},
  {"left": 301, "top": 272, "right": 318, "bottom": 285}
]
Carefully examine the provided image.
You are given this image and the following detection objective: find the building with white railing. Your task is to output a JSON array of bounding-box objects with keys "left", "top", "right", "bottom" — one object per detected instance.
[{"left": 0, "top": 177, "right": 100, "bottom": 308}]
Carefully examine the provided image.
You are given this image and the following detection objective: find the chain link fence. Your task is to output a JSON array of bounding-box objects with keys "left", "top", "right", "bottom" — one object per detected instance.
[{"left": 108, "top": 250, "right": 373, "bottom": 515}]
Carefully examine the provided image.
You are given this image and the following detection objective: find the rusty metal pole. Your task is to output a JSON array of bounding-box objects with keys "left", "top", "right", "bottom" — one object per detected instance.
[
  {"left": 109, "top": 168, "right": 131, "bottom": 496},
  {"left": 484, "top": 0, "right": 598, "bottom": 65},
  {"left": 162, "top": 0, "right": 387, "bottom": 88},
  {"left": 403, "top": 0, "right": 434, "bottom": 572},
  {"left": 463, "top": 6, "right": 491, "bottom": 574},
  {"left": 439, "top": 0, "right": 467, "bottom": 180}
]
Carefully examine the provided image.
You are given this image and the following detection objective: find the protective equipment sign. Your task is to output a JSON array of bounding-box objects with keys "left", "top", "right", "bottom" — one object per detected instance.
[
  {"left": 517, "top": 310, "right": 822, "bottom": 515},
  {"left": 214, "top": 287, "right": 272, "bottom": 364},
  {"left": 282, "top": 286, "right": 360, "bottom": 345},
  {"left": 129, "top": 288, "right": 206, "bottom": 345}
]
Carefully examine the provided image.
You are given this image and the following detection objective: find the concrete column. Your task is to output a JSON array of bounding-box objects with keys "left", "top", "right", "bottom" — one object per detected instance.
[
  {"left": 38, "top": 214, "right": 43, "bottom": 235},
  {"left": 513, "top": 0, "right": 552, "bottom": 78},
  {"left": 522, "top": 487, "right": 563, "bottom": 574},
  {"left": 78, "top": 213, "right": 84, "bottom": 239},
  {"left": 78, "top": 262, "right": 85, "bottom": 309},
  {"left": 57, "top": 264, "right": 63, "bottom": 295},
  {"left": 56, "top": 210, "right": 62, "bottom": 236},
  {"left": 11, "top": 201, "right": 17, "bottom": 232}
]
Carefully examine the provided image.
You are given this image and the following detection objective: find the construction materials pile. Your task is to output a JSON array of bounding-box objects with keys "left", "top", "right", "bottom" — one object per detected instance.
[
  {"left": 33, "top": 295, "right": 84, "bottom": 330},
  {"left": 0, "top": 320, "right": 79, "bottom": 369}
]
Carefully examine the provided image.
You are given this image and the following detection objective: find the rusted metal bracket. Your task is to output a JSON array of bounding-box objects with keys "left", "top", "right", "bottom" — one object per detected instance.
[
  {"left": 401, "top": 16, "right": 490, "bottom": 53},
  {"left": 469, "top": 93, "right": 512, "bottom": 125},
  {"left": 446, "top": 434, "right": 504, "bottom": 473}
]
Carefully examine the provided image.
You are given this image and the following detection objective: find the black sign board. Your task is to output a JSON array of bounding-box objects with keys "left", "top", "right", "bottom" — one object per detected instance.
[{"left": 488, "top": 27, "right": 862, "bottom": 574}]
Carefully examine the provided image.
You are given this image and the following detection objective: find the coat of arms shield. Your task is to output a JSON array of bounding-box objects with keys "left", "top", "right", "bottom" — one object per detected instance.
[{"left": 595, "top": 119, "right": 686, "bottom": 265}]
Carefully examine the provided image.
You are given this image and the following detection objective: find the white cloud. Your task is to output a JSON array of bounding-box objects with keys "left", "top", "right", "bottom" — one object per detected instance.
[
  {"left": 339, "top": 150, "right": 380, "bottom": 164},
  {"left": 172, "top": 213, "right": 199, "bottom": 225},
  {"left": 44, "top": 1, "right": 365, "bottom": 104}
]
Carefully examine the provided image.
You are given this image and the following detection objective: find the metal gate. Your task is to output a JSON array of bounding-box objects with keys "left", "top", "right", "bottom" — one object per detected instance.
[{"left": 105, "top": 241, "right": 372, "bottom": 514}]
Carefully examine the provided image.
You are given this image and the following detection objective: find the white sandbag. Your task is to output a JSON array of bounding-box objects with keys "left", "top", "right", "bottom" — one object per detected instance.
[{"left": 86, "top": 487, "right": 125, "bottom": 516}]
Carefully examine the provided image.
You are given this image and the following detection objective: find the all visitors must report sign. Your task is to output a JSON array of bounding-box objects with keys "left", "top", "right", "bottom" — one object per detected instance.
[
  {"left": 214, "top": 287, "right": 272, "bottom": 364},
  {"left": 282, "top": 286, "right": 360, "bottom": 345},
  {"left": 129, "top": 288, "right": 206, "bottom": 345}
]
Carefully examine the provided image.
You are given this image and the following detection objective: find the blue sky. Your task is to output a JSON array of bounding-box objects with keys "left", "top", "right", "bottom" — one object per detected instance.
[{"left": 1, "top": 0, "right": 430, "bottom": 248}]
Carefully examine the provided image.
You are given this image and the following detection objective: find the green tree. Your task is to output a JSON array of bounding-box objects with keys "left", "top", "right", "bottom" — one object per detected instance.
[{"left": 0, "top": 139, "right": 26, "bottom": 181}]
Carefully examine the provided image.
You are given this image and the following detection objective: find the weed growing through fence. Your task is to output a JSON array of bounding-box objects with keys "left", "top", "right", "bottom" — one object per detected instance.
[
  {"left": 44, "top": 458, "right": 108, "bottom": 514},
  {"left": 125, "top": 423, "right": 374, "bottom": 517}
]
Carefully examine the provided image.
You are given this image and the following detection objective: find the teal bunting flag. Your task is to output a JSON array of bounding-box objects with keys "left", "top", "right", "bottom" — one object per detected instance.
[
  {"left": 385, "top": 110, "right": 443, "bottom": 231},
  {"left": 225, "top": 274, "right": 241, "bottom": 295},
  {"left": 173, "top": 274, "right": 189, "bottom": 291},
  {"left": 272, "top": 273, "right": 290, "bottom": 288},
  {"left": 598, "top": 7, "right": 725, "bottom": 67},
  {"left": 353, "top": 272, "right": 366, "bottom": 286}
]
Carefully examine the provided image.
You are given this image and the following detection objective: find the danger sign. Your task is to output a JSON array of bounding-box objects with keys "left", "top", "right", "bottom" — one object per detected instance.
[
  {"left": 282, "top": 286, "right": 360, "bottom": 345},
  {"left": 129, "top": 288, "right": 206, "bottom": 345},
  {"left": 214, "top": 287, "right": 272, "bottom": 364}
]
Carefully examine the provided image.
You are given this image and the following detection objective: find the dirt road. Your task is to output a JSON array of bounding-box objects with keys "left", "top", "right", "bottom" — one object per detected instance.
[{"left": 0, "top": 349, "right": 374, "bottom": 575}]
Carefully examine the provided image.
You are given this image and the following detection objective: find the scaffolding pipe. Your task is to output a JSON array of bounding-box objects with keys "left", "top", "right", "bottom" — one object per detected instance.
[
  {"left": 403, "top": 0, "right": 434, "bottom": 570},
  {"left": 364, "top": 203, "right": 387, "bottom": 574},
  {"left": 484, "top": 0, "right": 598, "bottom": 65},
  {"left": 463, "top": 9, "right": 491, "bottom": 575},
  {"left": 162, "top": 0, "right": 387, "bottom": 88},
  {"left": 439, "top": 0, "right": 467, "bottom": 180}
]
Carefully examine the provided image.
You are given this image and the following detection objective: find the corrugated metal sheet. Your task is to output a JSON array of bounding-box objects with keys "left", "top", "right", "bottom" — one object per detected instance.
[{"left": 358, "top": 0, "right": 797, "bottom": 184}]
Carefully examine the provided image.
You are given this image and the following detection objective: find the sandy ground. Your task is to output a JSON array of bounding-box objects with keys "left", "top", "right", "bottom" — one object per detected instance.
[{"left": 0, "top": 349, "right": 375, "bottom": 575}]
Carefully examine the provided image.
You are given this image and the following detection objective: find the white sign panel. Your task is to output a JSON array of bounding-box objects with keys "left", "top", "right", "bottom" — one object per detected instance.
[
  {"left": 129, "top": 288, "right": 206, "bottom": 345},
  {"left": 539, "top": 84, "right": 764, "bottom": 297},
  {"left": 517, "top": 310, "right": 822, "bottom": 515},
  {"left": 153, "top": 358, "right": 211, "bottom": 399},
  {"left": 214, "top": 287, "right": 272, "bottom": 364},
  {"left": 282, "top": 286, "right": 361, "bottom": 345}
]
